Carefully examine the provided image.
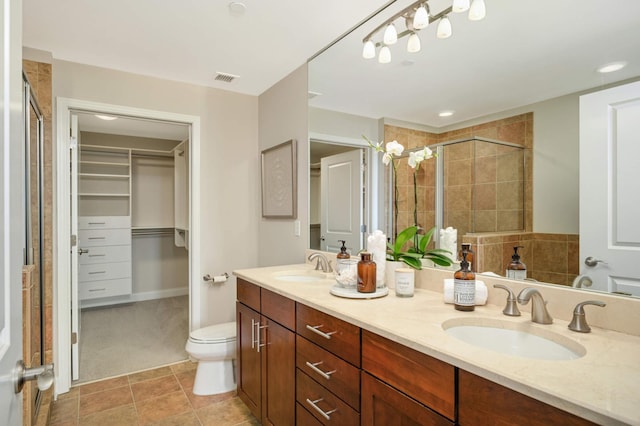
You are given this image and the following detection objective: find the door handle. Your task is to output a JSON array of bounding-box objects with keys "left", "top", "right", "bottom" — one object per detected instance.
[
  {"left": 78, "top": 248, "right": 89, "bottom": 255},
  {"left": 584, "top": 257, "right": 607, "bottom": 267},
  {"left": 13, "top": 360, "right": 54, "bottom": 393}
]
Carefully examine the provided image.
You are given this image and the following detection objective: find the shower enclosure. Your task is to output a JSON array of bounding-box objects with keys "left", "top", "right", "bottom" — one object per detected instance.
[{"left": 388, "top": 137, "right": 526, "bottom": 249}]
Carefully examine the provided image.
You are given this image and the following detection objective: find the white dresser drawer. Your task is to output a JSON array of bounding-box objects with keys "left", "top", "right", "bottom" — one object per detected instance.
[
  {"left": 78, "top": 245, "right": 131, "bottom": 265},
  {"left": 79, "top": 216, "right": 130, "bottom": 230},
  {"left": 79, "top": 262, "right": 131, "bottom": 282},
  {"left": 79, "top": 278, "right": 132, "bottom": 300},
  {"left": 79, "top": 229, "right": 131, "bottom": 247}
]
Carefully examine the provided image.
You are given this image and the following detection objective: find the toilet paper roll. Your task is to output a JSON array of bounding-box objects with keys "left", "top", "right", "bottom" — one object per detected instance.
[{"left": 443, "top": 279, "right": 488, "bottom": 305}]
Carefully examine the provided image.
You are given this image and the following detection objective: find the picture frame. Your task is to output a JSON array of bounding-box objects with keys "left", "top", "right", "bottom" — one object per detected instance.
[{"left": 261, "top": 139, "right": 297, "bottom": 218}]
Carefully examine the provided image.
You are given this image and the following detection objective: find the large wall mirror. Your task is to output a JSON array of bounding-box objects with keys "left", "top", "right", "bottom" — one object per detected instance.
[{"left": 308, "top": 0, "right": 640, "bottom": 296}]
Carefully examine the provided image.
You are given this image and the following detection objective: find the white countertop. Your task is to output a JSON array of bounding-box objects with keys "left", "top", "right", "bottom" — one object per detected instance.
[{"left": 234, "top": 263, "right": 640, "bottom": 426}]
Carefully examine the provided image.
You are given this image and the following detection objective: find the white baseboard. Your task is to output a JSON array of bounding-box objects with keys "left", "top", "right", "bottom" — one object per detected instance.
[{"left": 80, "top": 287, "right": 188, "bottom": 309}]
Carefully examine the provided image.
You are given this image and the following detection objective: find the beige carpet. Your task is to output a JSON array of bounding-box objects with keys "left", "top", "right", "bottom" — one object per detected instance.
[{"left": 77, "top": 295, "right": 189, "bottom": 383}]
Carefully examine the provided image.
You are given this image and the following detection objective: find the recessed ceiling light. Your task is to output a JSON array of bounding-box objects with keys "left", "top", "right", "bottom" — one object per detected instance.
[
  {"left": 597, "top": 61, "right": 627, "bottom": 73},
  {"left": 439, "top": 111, "right": 454, "bottom": 117},
  {"left": 228, "top": 2, "right": 246, "bottom": 15},
  {"left": 95, "top": 114, "right": 118, "bottom": 121}
]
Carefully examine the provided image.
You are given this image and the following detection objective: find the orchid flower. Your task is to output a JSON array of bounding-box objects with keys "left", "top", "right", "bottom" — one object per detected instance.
[{"left": 408, "top": 146, "right": 434, "bottom": 169}]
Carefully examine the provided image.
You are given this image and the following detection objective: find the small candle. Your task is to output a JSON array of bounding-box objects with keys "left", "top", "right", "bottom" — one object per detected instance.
[{"left": 395, "top": 268, "right": 415, "bottom": 297}]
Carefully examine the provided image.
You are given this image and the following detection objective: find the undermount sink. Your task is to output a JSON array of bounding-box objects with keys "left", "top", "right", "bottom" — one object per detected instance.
[
  {"left": 442, "top": 318, "right": 585, "bottom": 361},
  {"left": 273, "top": 270, "right": 328, "bottom": 282}
]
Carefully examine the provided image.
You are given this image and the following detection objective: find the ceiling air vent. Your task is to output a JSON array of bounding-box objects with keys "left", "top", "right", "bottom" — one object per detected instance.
[{"left": 214, "top": 72, "right": 239, "bottom": 83}]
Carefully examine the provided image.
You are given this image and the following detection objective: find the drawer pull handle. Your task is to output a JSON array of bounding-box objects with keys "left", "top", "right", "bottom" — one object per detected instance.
[
  {"left": 306, "top": 398, "right": 337, "bottom": 421},
  {"left": 88, "top": 254, "right": 105, "bottom": 257},
  {"left": 306, "top": 361, "right": 336, "bottom": 380},
  {"left": 306, "top": 324, "right": 337, "bottom": 340},
  {"left": 88, "top": 222, "right": 106, "bottom": 225},
  {"left": 88, "top": 288, "right": 106, "bottom": 292},
  {"left": 88, "top": 271, "right": 106, "bottom": 275},
  {"left": 88, "top": 237, "right": 106, "bottom": 240}
]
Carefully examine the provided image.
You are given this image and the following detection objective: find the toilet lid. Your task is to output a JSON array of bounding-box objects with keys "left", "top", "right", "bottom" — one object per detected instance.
[{"left": 190, "top": 321, "right": 236, "bottom": 343}]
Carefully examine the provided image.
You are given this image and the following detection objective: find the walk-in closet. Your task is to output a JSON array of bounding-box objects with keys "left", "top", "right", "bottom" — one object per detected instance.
[{"left": 73, "top": 113, "right": 191, "bottom": 383}]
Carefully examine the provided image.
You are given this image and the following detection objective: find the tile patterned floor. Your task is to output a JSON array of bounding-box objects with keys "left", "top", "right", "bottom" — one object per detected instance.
[{"left": 48, "top": 361, "right": 260, "bottom": 426}]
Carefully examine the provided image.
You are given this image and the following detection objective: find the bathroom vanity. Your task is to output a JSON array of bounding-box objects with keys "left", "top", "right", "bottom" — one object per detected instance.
[{"left": 234, "top": 263, "right": 640, "bottom": 425}]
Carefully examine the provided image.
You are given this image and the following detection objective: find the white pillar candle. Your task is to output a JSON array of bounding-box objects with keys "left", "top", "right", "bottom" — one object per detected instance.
[{"left": 395, "top": 268, "right": 415, "bottom": 297}]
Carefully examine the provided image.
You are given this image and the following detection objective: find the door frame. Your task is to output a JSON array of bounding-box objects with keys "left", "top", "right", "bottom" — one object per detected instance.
[
  {"left": 54, "top": 97, "right": 201, "bottom": 394},
  {"left": 309, "top": 132, "right": 382, "bottom": 249}
]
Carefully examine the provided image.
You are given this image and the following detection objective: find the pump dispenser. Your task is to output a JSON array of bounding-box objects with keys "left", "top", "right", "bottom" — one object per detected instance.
[
  {"left": 506, "top": 246, "right": 527, "bottom": 280},
  {"left": 337, "top": 240, "right": 350, "bottom": 259}
]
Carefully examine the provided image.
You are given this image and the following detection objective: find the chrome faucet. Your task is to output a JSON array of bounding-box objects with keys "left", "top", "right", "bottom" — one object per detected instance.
[
  {"left": 572, "top": 274, "right": 593, "bottom": 289},
  {"left": 517, "top": 288, "right": 553, "bottom": 324},
  {"left": 308, "top": 252, "right": 333, "bottom": 273}
]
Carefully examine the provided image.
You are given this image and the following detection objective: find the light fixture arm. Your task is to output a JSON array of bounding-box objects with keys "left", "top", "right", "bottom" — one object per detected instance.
[{"left": 362, "top": 1, "right": 452, "bottom": 45}]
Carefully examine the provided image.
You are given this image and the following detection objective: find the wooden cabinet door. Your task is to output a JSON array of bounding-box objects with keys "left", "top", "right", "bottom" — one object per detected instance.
[
  {"left": 236, "top": 302, "right": 261, "bottom": 420},
  {"left": 261, "top": 318, "right": 295, "bottom": 426},
  {"left": 458, "top": 370, "right": 597, "bottom": 426},
  {"left": 361, "top": 373, "right": 454, "bottom": 426}
]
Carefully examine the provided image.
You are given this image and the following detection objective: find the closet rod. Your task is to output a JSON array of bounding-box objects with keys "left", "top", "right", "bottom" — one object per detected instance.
[
  {"left": 130, "top": 152, "right": 174, "bottom": 159},
  {"left": 131, "top": 228, "right": 175, "bottom": 236}
]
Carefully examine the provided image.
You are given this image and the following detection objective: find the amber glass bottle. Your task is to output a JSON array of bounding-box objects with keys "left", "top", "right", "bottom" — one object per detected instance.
[
  {"left": 357, "top": 251, "right": 376, "bottom": 293},
  {"left": 458, "top": 243, "right": 474, "bottom": 272},
  {"left": 454, "top": 251, "right": 475, "bottom": 311}
]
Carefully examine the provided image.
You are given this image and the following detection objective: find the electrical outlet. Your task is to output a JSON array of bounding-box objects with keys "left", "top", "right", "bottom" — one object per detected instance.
[{"left": 294, "top": 220, "right": 301, "bottom": 237}]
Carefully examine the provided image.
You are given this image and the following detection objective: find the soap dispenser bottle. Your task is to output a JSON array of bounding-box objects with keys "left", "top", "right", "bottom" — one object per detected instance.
[
  {"left": 454, "top": 251, "right": 475, "bottom": 311},
  {"left": 506, "top": 246, "right": 527, "bottom": 280},
  {"left": 337, "top": 240, "right": 350, "bottom": 260}
]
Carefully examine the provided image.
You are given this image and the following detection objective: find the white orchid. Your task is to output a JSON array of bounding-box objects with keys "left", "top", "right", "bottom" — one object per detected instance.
[
  {"left": 382, "top": 140, "right": 405, "bottom": 165},
  {"left": 408, "top": 146, "right": 434, "bottom": 169}
]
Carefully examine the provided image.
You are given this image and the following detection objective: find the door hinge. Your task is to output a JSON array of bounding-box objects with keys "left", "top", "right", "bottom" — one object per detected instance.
[
  {"left": 361, "top": 224, "right": 367, "bottom": 233},
  {"left": 71, "top": 332, "right": 78, "bottom": 345},
  {"left": 70, "top": 136, "right": 77, "bottom": 149},
  {"left": 71, "top": 234, "right": 77, "bottom": 247}
]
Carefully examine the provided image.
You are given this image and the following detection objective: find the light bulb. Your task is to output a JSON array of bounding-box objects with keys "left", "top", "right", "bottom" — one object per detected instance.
[
  {"left": 378, "top": 46, "right": 391, "bottom": 64},
  {"left": 436, "top": 16, "right": 452, "bottom": 39},
  {"left": 407, "top": 32, "right": 421, "bottom": 53},
  {"left": 469, "top": 0, "right": 486, "bottom": 21},
  {"left": 362, "top": 40, "right": 375, "bottom": 59},
  {"left": 383, "top": 23, "right": 398, "bottom": 45},
  {"left": 413, "top": 4, "right": 429, "bottom": 30},
  {"left": 452, "top": 0, "right": 470, "bottom": 13}
]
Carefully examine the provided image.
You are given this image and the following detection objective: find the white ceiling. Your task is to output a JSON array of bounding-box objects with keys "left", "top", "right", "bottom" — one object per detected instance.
[
  {"left": 23, "top": 0, "right": 391, "bottom": 96},
  {"left": 309, "top": 0, "right": 640, "bottom": 127},
  {"left": 23, "top": 1, "right": 640, "bottom": 131}
]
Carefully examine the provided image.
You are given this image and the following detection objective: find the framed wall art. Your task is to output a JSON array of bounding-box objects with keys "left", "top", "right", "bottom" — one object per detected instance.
[{"left": 261, "top": 139, "right": 297, "bottom": 218}]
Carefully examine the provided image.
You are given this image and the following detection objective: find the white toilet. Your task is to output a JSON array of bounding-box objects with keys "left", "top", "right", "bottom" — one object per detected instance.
[{"left": 185, "top": 321, "right": 237, "bottom": 396}]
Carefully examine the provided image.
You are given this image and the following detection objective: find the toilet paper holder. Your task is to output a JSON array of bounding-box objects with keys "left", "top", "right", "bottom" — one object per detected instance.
[{"left": 203, "top": 272, "right": 229, "bottom": 283}]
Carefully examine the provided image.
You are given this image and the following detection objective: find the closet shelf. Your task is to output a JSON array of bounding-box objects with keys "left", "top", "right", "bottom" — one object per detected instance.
[
  {"left": 79, "top": 173, "right": 130, "bottom": 179},
  {"left": 80, "top": 160, "right": 130, "bottom": 167},
  {"left": 79, "top": 193, "right": 131, "bottom": 197}
]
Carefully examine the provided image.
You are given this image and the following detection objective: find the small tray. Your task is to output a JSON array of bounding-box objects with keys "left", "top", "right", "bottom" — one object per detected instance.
[{"left": 330, "top": 285, "right": 389, "bottom": 299}]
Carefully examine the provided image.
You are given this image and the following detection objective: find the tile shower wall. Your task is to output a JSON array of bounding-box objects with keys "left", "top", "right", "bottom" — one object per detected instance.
[
  {"left": 462, "top": 232, "right": 580, "bottom": 286},
  {"left": 384, "top": 113, "right": 533, "bottom": 242},
  {"left": 23, "top": 59, "right": 53, "bottom": 426}
]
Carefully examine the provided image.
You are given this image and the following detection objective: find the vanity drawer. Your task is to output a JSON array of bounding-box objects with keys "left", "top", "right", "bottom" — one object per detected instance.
[
  {"left": 79, "top": 215, "right": 130, "bottom": 230},
  {"left": 296, "top": 402, "right": 324, "bottom": 426},
  {"left": 79, "top": 278, "right": 131, "bottom": 300},
  {"left": 296, "top": 369, "right": 359, "bottom": 425},
  {"left": 296, "top": 304, "right": 360, "bottom": 367},
  {"left": 79, "top": 262, "right": 131, "bottom": 282},
  {"left": 362, "top": 330, "right": 455, "bottom": 420},
  {"left": 78, "top": 244, "right": 131, "bottom": 265},
  {"left": 237, "top": 278, "right": 260, "bottom": 311},
  {"left": 79, "top": 228, "right": 131, "bottom": 247},
  {"left": 262, "top": 288, "right": 295, "bottom": 330},
  {"left": 296, "top": 335, "right": 360, "bottom": 410}
]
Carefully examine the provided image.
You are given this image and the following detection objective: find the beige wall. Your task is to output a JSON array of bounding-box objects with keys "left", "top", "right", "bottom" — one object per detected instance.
[
  {"left": 258, "top": 64, "right": 309, "bottom": 266},
  {"left": 53, "top": 60, "right": 259, "bottom": 326}
]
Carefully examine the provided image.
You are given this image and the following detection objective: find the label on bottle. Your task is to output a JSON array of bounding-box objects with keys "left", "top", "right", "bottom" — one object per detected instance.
[
  {"left": 454, "top": 279, "right": 476, "bottom": 306},
  {"left": 506, "top": 269, "right": 527, "bottom": 280}
]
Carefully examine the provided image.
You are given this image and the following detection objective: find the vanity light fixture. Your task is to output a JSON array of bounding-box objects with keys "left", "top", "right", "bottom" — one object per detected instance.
[{"left": 362, "top": 0, "right": 487, "bottom": 62}]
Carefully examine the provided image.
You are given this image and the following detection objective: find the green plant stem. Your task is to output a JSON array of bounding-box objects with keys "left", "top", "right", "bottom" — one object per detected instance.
[
  {"left": 413, "top": 169, "right": 418, "bottom": 248},
  {"left": 392, "top": 159, "right": 399, "bottom": 239}
]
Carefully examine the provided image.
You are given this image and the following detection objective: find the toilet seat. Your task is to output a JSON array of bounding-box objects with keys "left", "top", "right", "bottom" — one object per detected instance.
[{"left": 189, "top": 321, "right": 236, "bottom": 344}]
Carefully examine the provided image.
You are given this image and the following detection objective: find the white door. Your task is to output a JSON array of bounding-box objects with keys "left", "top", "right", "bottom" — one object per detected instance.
[
  {"left": 1, "top": 0, "right": 24, "bottom": 422},
  {"left": 320, "top": 149, "right": 363, "bottom": 253},
  {"left": 579, "top": 80, "right": 640, "bottom": 296},
  {"left": 70, "top": 114, "right": 81, "bottom": 379}
]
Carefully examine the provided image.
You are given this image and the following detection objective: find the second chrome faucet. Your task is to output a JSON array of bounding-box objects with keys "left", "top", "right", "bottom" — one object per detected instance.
[{"left": 517, "top": 287, "right": 553, "bottom": 324}]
